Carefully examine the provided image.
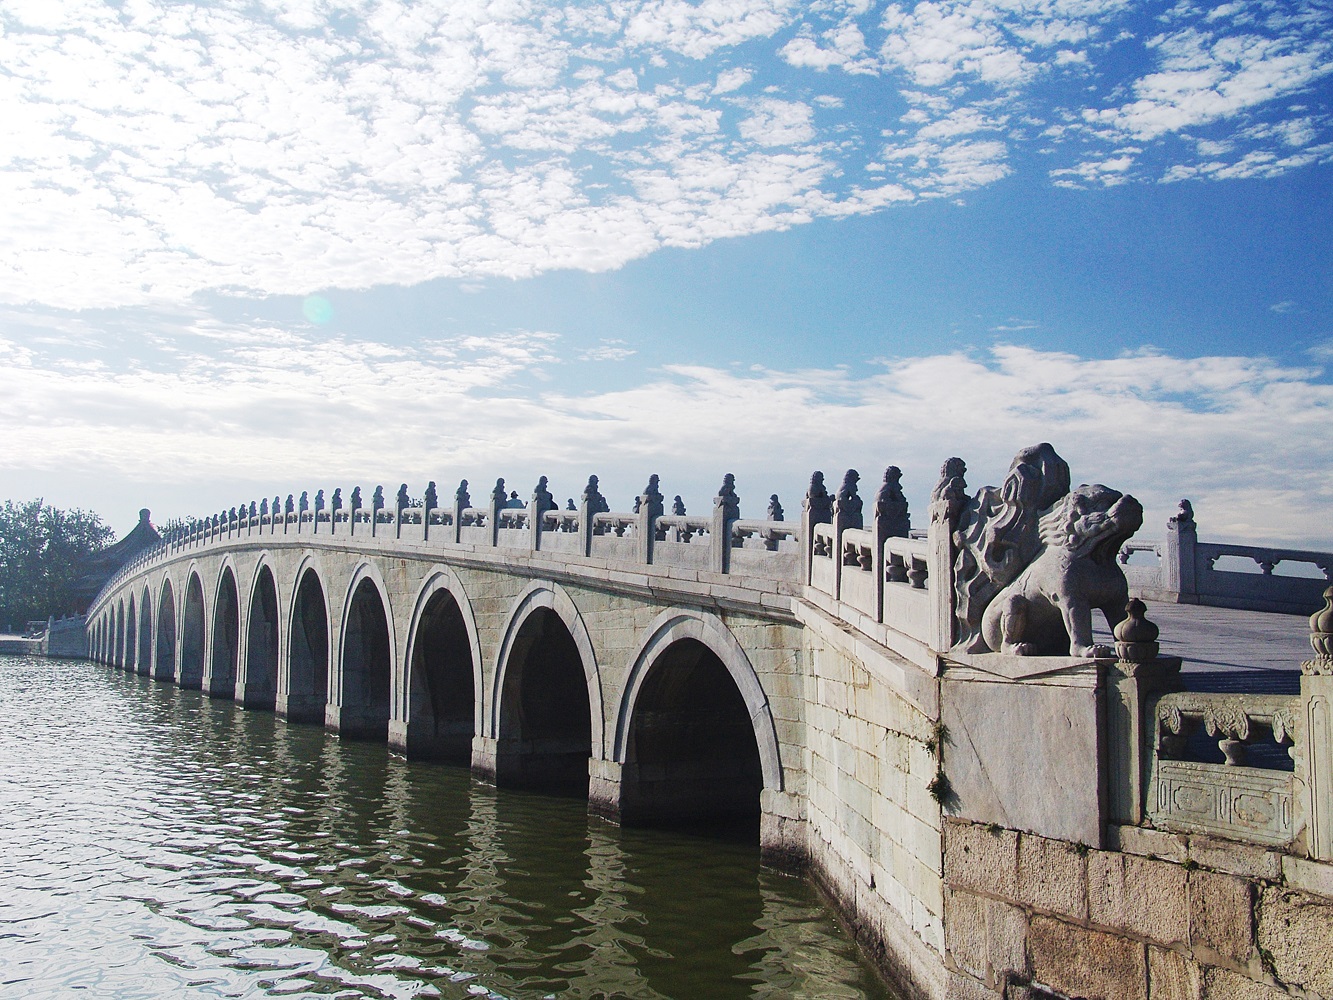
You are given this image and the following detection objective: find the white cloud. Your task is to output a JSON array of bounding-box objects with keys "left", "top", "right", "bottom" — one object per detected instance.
[
  {"left": 0, "top": 0, "right": 1329, "bottom": 311},
  {"left": 3, "top": 329, "right": 1330, "bottom": 548}
]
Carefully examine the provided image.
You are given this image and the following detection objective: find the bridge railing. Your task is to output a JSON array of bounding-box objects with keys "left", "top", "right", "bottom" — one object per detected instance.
[
  {"left": 88, "top": 475, "right": 810, "bottom": 614},
  {"left": 1122, "top": 507, "right": 1332, "bottom": 614}
]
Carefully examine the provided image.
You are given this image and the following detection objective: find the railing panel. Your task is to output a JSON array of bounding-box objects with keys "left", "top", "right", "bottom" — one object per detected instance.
[{"left": 1148, "top": 691, "right": 1303, "bottom": 847}]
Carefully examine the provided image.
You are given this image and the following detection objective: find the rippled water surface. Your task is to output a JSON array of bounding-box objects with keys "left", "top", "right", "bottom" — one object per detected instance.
[{"left": 0, "top": 656, "right": 895, "bottom": 1000}]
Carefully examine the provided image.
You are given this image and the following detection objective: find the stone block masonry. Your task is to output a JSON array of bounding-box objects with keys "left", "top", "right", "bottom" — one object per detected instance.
[{"left": 942, "top": 818, "right": 1333, "bottom": 999}]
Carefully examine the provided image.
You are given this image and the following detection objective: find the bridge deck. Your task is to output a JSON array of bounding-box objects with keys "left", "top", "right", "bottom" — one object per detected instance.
[{"left": 1095, "top": 602, "right": 1310, "bottom": 693}]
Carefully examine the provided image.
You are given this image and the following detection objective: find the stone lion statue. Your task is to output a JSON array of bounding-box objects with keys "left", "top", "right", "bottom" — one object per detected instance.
[{"left": 980, "top": 484, "right": 1143, "bottom": 657}]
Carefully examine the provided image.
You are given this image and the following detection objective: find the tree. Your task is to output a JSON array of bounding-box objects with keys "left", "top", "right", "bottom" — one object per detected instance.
[{"left": 0, "top": 500, "right": 115, "bottom": 631}]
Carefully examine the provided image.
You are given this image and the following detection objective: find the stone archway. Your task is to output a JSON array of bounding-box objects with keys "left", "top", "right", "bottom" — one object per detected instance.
[
  {"left": 487, "top": 583, "right": 602, "bottom": 795},
  {"left": 609, "top": 610, "right": 783, "bottom": 836},
  {"left": 137, "top": 588, "right": 152, "bottom": 675},
  {"left": 209, "top": 567, "right": 239, "bottom": 698},
  {"left": 282, "top": 564, "right": 328, "bottom": 723},
  {"left": 154, "top": 581, "right": 177, "bottom": 681},
  {"left": 242, "top": 565, "right": 279, "bottom": 710},
  {"left": 179, "top": 573, "right": 207, "bottom": 689},
  {"left": 397, "top": 570, "right": 481, "bottom": 762},
  {"left": 335, "top": 573, "right": 393, "bottom": 741}
]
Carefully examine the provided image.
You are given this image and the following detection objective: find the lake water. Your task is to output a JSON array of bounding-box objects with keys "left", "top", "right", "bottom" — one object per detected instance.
[{"left": 0, "top": 655, "right": 896, "bottom": 1000}]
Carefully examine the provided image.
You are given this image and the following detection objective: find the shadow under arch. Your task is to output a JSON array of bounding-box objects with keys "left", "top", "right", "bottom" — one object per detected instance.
[
  {"left": 335, "top": 564, "right": 395, "bottom": 741},
  {"left": 488, "top": 581, "right": 603, "bottom": 796},
  {"left": 243, "top": 562, "right": 280, "bottom": 710},
  {"left": 125, "top": 594, "right": 137, "bottom": 672},
  {"left": 283, "top": 561, "right": 329, "bottom": 724},
  {"left": 611, "top": 609, "right": 783, "bottom": 838},
  {"left": 397, "top": 568, "right": 482, "bottom": 763},
  {"left": 209, "top": 564, "right": 240, "bottom": 699},
  {"left": 137, "top": 587, "right": 152, "bottom": 675},
  {"left": 154, "top": 578, "right": 177, "bottom": 682},
  {"left": 179, "top": 570, "right": 207, "bottom": 689},
  {"left": 114, "top": 601, "right": 125, "bottom": 669}
]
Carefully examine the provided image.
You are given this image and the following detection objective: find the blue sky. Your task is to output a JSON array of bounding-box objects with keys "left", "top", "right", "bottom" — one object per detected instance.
[{"left": 2, "top": 0, "right": 1331, "bottom": 548}]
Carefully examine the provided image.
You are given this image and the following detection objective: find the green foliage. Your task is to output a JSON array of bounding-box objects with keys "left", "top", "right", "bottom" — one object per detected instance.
[{"left": 0, "top": 499, "right": 115, "bottom": 630}]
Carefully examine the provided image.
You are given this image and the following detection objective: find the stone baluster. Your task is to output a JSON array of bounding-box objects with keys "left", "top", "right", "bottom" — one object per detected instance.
[
  {"left": 530, "top": 476, "right": 555, "bottom": 550},
  {"left": 422, "top": 481, "right": 437, "bottom": 541},
  {"left": 637, "top": 475, "right": 664, "bottom": 564},
  {"left": 831, "top": 470, "right": 862, "bottom": 601},
  {"left": 578, "top": 476, "right": 607, "bottom": 557},
  {"left": 927, "top": 457, "right": 967, "bottom": 651},
  {"left": 371, "top": 486, "right": 384, "bottom": 537},
  {"left": 395, "top": 484, "right": 409, "bottom": 539},
  {"left": 802, "top": 471, "right": 832, "bottom": 586},
  {"left": 452, "top": 480, "right": 470, "bottom": 544},
  {"left": 873, "top": 466, "right": 910, "bottom": 623},
  {"left": 711, "top": 474, "right": 740, "bottom": 574},
  {"left": 1105, "top": 599, "right": 1181, "bottom": 825},
  {"left": 1163, "top": 499, "right": 1197, "bottom": 603},
  {"left": 488, "top": 479, "right": 505, "bottom": 547},
  {"left": 1304, "top": 586, "right": 1333, "bottom": 860}
]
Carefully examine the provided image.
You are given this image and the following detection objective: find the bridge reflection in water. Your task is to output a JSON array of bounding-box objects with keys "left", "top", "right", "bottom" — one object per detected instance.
[{"left": 0, "top": 653, "right": 894, "bottom": 999}]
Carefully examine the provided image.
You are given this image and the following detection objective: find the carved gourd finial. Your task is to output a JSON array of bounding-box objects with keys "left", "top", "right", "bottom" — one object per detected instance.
[
  {"left": 1306, "top": 586, "right": 1333, "bottom": 674},
  {"left": 1114, "top": 598, "right": 1160, "bottom": 662}
]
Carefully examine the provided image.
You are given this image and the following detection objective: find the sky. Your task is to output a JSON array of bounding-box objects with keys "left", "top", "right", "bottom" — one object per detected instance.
[{"left": 2, "top": 0, "right": 1331, "bottom": 551}]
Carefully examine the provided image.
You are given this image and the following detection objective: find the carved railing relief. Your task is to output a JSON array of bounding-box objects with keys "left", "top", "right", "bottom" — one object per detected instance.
[{"left": 1149, "top": 691, "right": 1303, "bottom": 847}]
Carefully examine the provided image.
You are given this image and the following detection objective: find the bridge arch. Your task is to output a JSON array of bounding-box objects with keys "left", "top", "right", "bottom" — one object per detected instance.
[
  {"left": 489, "top": 581, "right": 603, "bottom": 794},
  {"left": 334, "top": 561, "right": 396, "bottom": 741},
  {"left": 208, "top": 562, "right": 240, "bottom": 699},
  {"left": 114, "top": 601, "right": 125, "bottom": 668},
  {"left": 154, "top": 577, "right": 177, "bottom": 681},
  {"left": 241, "top": 559, "right": 280, "bottom": 709},
  {"left": 396, "top": 567, "right": 483, "bottom": 762},
  {"left": 283, "top": 557, "right": 330, "bottom": 724},
  {"left": 611, "top": 608, "right": 783, "bottom": 832},
  {"left": 179, "top": 568, "right": 208, "bottom": 689},
  {"left": 137, "top": 587, "right": 153, "bottom": 675},
  {"left": 125, "top": 594, "right": 137, "bottom": 672}
]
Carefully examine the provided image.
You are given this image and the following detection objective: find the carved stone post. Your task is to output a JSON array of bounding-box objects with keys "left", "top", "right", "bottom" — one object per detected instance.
[
  {"left": 1304, "top": 587, "right": 1333, "bottom": 860},
  {"left": 831, "top": 470, "right": 862, "bottom": 601},
  {"left": 488, "top": 479, "right": 505, "bottom": 548},
  {"left": 422, "top": 482, "right": 437, "bottom": 542},
  {"left": 371, "top": 486, "right": 384, "bottom": 538},
  {"left": 711, "top": 474, "right": 740, "bottom": 574},
  {"left": 529, "top": 476, "right": 554, "bottom": 551},
  {"left": 349, "top": 487, "right": 362, "bottom": 537},
  {"left": 873, "top": 466, "right": 910, "bottom": 624},
  {"left": 578, "top": 476, "right": 606, "bottom": 557},
  {"left": 802, "top": 472, "right": 832, "bottom": 587},
  {"left": 1163, "top": 500, "right": 1197, "bottom": 603},
  {"left": 395, "top": 484, "right": 409, "bottom": 540},
  {"left": 1105, "top": 600, "right": 1181, "bottom": 825},
  {"left": 452, "top": 480, "right": 470, "bottom": 544},
  {"left": 636, "top": 475, "right": 664, "bottom": 564},
  {"left": 927, "top": 458, "right": 966, "bottom": 652}
]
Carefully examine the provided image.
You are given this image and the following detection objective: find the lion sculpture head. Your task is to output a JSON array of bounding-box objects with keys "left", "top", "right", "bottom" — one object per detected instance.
[{"left": 1037, "top": 484, "right": 1143, "bottom": 564}]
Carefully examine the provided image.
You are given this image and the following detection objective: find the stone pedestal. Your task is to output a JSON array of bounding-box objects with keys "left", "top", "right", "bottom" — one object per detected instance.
[
  {"left": 325, "top": 701, "right": 388, "bottom": 741},
  {"left": 276, "top": 690, "right": 325, "bottom": 724}
]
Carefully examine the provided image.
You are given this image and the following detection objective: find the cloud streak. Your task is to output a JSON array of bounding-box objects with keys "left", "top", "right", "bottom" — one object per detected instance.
[
  {"left": 1, "top": 0, "right": 1329, "bottom": 309},
  {"left": 2, "top": 324, "right": 1329, "bottom": 548}
]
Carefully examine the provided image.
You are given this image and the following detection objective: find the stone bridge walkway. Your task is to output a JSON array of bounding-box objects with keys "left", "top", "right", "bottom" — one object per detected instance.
[{"left": 1096, "top": 602, "right": 1311, "bottom": 693}]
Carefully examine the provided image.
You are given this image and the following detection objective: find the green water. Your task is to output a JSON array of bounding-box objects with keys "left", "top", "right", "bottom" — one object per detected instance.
[{"left": 0, "top": 655, "right": 896, "bottom": 1000}]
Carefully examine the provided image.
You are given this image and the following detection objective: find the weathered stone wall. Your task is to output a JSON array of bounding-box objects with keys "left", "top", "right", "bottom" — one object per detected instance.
[
  {"left": 800, "top": 608, "right": 947, "bottom": 1000},
  {"left": 943, "top": 818, "right": 1333, "bottom": 1000}
]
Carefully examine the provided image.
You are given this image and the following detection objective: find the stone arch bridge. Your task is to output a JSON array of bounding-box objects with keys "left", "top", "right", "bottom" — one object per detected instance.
[{"left": 85, "top": 460, "right": 1333, "bottom": 1000}]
